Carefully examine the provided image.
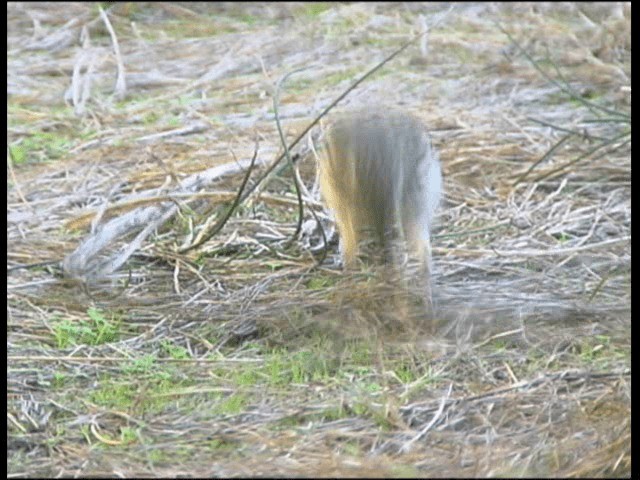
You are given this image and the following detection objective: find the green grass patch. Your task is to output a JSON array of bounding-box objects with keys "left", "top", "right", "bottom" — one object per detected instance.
[
  {"left": 573, "top": 335, "right": 628, "bottom": 368},
  {"left": 207, "top": 437, "right": 238, "bottom": 451},
  {"left": 119, "top": 426, "right": 139, "bottom": 445},
  {"left": 228, "top": 13, "right": 260, "bottom": 26},
  {"left": 554, "top": 231, "right": 573, "bottom": 243},
  {"left": 389, "top": 464, "right": 422, "bottom": 478},
  {"left": 393, "top": 364, "right": 418, "bottom": 384},
  {"left": 234, "top": 368, "right": 261, "bottom": 386},
  {"left": 320, "top": 68, "right": 362, "bottom": 88},
  {"left": 142, "top": 111, "right": 160, "bottom": 125},
  {"left": 299, "top": 3, "right": 332, "bottom": 17},
  {"left": 141, "top": 19, "right": 237, "bottom": 40},
  {"left": 341, "top": 440, "right": 362, "bottom": 456},
  {"left": 90, "top": 366, "right": 194, "bottom": 415},
  {"left": 284, "top": 77, "right": 314, "bottom": 93},
  {"left": 123, "top": 354, "right": 159, "bottom": 375},
  {"left": 342, "top": 340, "right": 374, "bottom": 365},
  {"left": 215, "top": 393, "right": 248, "bottom": 415},
  {"left": 52, "top": 307, "right": 122, "bottom": 348},
  {"left": 307, "top": 275, "right": 335, "bottom": 290},
  {"left": 160, "top": 340, "right": 191, "bottom": 360},
  {"left": 52, "top": 371, "right": 67, "bottom": 389},
  {"left": 9, "top": 132, "right": 72, "bottom": 165},
  {"left": 89, "top": 382, "right": 140, "bottom": 410}
]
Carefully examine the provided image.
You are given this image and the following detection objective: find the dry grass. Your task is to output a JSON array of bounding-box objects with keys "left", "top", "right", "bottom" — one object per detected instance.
[{"left": 8, "top": 2, "right": 630, "bottom": 477}]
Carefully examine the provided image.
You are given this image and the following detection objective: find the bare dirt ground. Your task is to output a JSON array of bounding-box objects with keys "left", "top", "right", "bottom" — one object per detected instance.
[{"left": 7, "top": 2, "right": 630, "bottom": 477}]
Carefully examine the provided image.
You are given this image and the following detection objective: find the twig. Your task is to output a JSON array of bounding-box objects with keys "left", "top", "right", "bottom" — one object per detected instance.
[
  {"left": 526, "top": 117, "right": 606, "bottom": 141},
  {"left": 531, "top": 134, "right": 630, "bottom": 183},
  {"left": 180, "top": 138, "right": 260, "bottom": 253},
  {"left": 273, "top": 68, "right": 308, "bottom": 248},
  {"left": 98, "top": 5, "right": 126, "bottom": 100},
  {"left": 497, "top": 23, "right": 627, "bottom": 119},
  {"left": 512, "top": 133, "right": 573, "bottom": 187},
  {"left": 400, "top": 383, "right": 452, "bottom": 453},
  {"left": 7, "top": 145, "right": 31, "bottom": 209}
]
